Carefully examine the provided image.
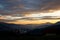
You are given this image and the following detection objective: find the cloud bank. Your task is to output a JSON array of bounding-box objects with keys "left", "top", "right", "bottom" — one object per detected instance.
[{"left": 0, "top": 0, "right": 60, "bottom": 15}]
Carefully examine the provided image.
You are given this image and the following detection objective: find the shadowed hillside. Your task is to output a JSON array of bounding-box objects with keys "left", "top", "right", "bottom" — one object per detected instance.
[{"left": 0, "top": 22, "right": 60, "bottom": 40}]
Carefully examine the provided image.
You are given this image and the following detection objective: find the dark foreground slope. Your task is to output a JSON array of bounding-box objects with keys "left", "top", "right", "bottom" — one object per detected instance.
[{"left": 0, "top": 22, "right": 60, "bottom": 40}]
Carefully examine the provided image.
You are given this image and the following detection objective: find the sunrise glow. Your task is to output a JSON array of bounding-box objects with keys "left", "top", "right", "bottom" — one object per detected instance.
[
  {"left": 24, "top": 10, "right": 60, "bottom": 17},
  {"left": 5, "top": 10, "right": 60, "bottom": 24}
]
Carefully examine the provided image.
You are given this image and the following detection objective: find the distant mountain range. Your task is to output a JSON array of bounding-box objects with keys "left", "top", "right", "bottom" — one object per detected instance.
[
  {"left": 26, "top": 21, "right": 60, "bottom": 35},
  {"left": 0, "top": 21, "right": 60, "bottom": 35},
  {"left": 0, "top": 22, "right": 52, "bottom": 33},
  {"left": 0, "top": 21, "right": 60, "bottom": 39}
]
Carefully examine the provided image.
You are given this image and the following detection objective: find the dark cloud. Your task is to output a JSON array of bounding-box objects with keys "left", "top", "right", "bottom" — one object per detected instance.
[{"left": 0, "top": 0, "right": 60, "bottom": 15}]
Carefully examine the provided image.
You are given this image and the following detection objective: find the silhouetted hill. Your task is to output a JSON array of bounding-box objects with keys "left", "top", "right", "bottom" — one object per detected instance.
[
  {"left": 26, "top": 21, "right": 60, "bottom": 36},
  {"left": 0, "top": 22, "right": 60, "bottom": 40},
  {"left": 0, "top": 22, "right": 32, "bottom": 34},
  {"left": 0, "top": 22, "right": 53, "bottom": 33}
]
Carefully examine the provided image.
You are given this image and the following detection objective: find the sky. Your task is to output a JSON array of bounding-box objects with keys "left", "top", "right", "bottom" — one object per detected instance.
[
  {"left": 0, "top": 0, "right": 60, "bottom": 15},
  {"left": 0, "top": 0, "right": 60, "bottom": 24}
]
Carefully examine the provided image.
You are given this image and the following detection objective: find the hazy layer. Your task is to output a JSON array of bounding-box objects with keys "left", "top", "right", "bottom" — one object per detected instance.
[{"left": 6, "top": 19, "right": 60, "bottom": 25}]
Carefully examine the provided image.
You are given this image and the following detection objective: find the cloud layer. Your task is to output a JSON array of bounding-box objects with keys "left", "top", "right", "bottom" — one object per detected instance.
[{"left": 0, "top": 0, "right": 60, "bottom": 15}]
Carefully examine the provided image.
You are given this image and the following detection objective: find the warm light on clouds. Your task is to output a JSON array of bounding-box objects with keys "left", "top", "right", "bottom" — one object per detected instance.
[
  {"left": 7, "top": 19, "right": 60, "bottom": 25},
  {"left": 24, "top": 10, "right": 60, "bottom": 17},
  {"left": 0, "top": 0, "right": 60, "bottom": 24},
  {"left": 4, "top": 10, "right": 60, "bottom": 24}
]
